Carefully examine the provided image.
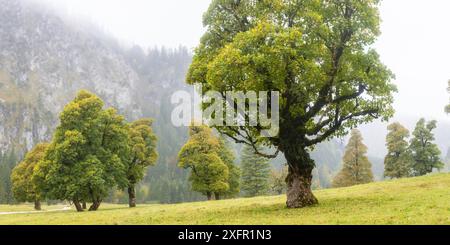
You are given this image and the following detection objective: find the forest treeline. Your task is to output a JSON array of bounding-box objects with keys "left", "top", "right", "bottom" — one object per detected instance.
[
  {"left": 1, "top": 0, "right": 450, "bottom": 210},
  {"left": 3, "top": 90, "right": 286, "bottom": 211},
  {"left": 0, "top": 46, "right": 291, "bottom": 206},
  {"left": 3, "top": 88, "right": 447, "bottom": 211},
  {"left": 10, "top": 91, "right": 159, "bottom": 211},
  {"left": 332, "top": 119, "right": 444, "bottom": 188}
]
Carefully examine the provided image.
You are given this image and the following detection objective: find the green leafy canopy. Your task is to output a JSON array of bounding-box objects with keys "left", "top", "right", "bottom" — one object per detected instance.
[{"left": 188, "top": 0, "right": 396, "bottom": 161}]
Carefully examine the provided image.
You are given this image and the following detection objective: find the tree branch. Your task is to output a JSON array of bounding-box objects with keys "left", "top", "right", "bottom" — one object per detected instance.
[
  {"left": 219, "top": 127, "right": 280, "bottom": 159},
  {"left": 331, "top": 84, "right": 367, "bottom": 104},
  {"left": 306, "top": 108, "right": 379, "bottom": 146}
]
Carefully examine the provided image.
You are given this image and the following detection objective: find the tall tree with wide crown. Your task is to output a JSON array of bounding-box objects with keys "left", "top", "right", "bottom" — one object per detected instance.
[{"left": 187, "top": 0, "right": 396, "bottom": 208}]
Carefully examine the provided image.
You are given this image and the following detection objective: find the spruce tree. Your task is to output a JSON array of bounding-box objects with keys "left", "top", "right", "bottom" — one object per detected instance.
[
  {"left": 217, "top": 137, "right": 241, "bottom": 199},
  {"left": 410, "top": 119, "right": 444, "bottom": 176},
  {"left": 0, "top": 149, "right": 17, "bottom": 204},
  {"left": 384, "top": 122, "right": 413, "bottom": 179},
  {"left": 240, "top": 145, "right": 271, "bottom": 197},
  {"left": 332, "top": 129, "right": 374, "bottom": 188}
]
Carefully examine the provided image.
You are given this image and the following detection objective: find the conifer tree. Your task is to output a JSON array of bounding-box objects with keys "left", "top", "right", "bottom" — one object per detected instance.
[
  {"left": 332, "top": 129, "right": 374, "bottom": 187},
  {"left": 217, "top": 137, "right": 240, "bottom": 199},
  {"left": 240, "top": 145, "right": 271, "bottom": 197},
  {"left": 384, "top": 122, "right": 412, "bottom": 179},
  {"left": 410, "top": 119, "right": 444, "bottom": 176},
  {"left": 0, "top": 149, "right": 18, "bottom": 204}
]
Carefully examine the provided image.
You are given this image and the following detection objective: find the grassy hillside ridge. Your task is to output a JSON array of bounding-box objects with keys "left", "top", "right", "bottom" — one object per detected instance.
[{"left": 0, "top": 174, "right": 449, "bottom": 225}]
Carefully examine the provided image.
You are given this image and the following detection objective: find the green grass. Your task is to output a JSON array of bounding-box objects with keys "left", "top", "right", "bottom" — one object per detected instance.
[{"left": 0, "top": 174, "right": 449, "bottom": 225}]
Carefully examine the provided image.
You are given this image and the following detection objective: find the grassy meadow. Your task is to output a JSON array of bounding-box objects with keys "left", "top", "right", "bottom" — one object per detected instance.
[{"left": 0, "top": 173, "right": 449, "bottom": 225}]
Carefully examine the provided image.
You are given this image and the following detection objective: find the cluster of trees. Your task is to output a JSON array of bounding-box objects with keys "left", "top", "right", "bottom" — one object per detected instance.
[
  {"left": 384, "top": 119, "right": 443, "bottom": 179},
  {"left": 187, "top": 0, "right": 396, "bottom": 208},
  {"left": 332, "top": 117, "right": 445, "bottom": 188},
  {"left": 124, "top": 46, "right": 203, "bottom": 204},
  {"left": 5, "top": 1, "right": 449, "bottom": 211},
  {"left": 8, "top": 0, "right": 436, "bottom": 210},
  {"left": 178, "top": 124, "right": 289, "bottom": 200},
  {"left": 10, "top": 91, "right": 158, "bottom": 211},
  {"left": 179, "top": 120, "right": 440, "bottom": 198}
]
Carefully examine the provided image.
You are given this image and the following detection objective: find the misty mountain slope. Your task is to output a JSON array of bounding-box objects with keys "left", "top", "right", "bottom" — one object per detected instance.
[
  {"left": 0, "top": 0, "right": 200, "bottom": 204},
  {"left": 0, "top": 0, "right": 141, "bottom": 153}
]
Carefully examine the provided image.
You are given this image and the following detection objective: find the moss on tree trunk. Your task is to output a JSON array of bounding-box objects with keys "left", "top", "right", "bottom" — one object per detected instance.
[
  {"left": 286, "top": 166, "right": 318, "bottom": 208},
  {"left": 284, "top": 147, "right": 318, "bottom": 208}
]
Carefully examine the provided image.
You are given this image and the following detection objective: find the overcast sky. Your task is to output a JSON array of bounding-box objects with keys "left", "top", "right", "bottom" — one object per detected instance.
[{"left": 40, "top": 0, "right": 450, "bottom": 122}]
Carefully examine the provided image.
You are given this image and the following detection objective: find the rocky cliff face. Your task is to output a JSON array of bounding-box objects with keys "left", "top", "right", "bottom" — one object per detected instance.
[
  {"left": 0, "top": 0, "right": 142, "bottom": 154},
  {"left": 0, "top": 0, "right": 202, "bottom": 204}
]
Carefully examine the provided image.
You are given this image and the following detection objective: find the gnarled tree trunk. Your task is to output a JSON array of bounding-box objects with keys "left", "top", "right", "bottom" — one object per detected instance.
[
  {"left": 286, "top": 166, "right": 318, "bottom": 208},
  {"left": 206, "top": 192, "right": 212, "bottom": 201},
  {"left": 73, "top": 199, "right": 84, "bottom": 212},
  {"left": 284, "top": 146, "right": 319, "bottom": 208},
  {"left": 128, "top": 186, "right": 137, "bottom": 208},
  {"left": 88, "top": 187, "right": 102, "bottom": 211},
  {"left": 214, "top": 193, "right": 220, "bottom": 200},
  {"left": 34, "top": 200, "right": 41, "bottom": 211},
  {"left": 89, "top": 198, "right": 102, "bottom": 211},
  {"left": 88, "top": 201, "right": 101, "bottom": 211},
  {"left": 82, "top": 202, "right": 87, "bottom": 210}
]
